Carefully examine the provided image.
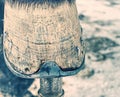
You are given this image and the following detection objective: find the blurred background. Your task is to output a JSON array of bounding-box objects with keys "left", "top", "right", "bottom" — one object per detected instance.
[
  {"left": 0, "top": 0, "right": 120, "bottom": 97},
  {"left": 62, "top": 0, "right": 120, "bottom": 97}
]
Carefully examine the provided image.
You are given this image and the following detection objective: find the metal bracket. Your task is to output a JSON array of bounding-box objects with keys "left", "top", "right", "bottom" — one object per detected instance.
[{"left": 3, "top": 50, "right": 85, "bottom": 78}]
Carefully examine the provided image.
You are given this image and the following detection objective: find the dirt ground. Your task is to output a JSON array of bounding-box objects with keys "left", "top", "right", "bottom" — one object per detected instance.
[{"left": 62, "top": 0, "right": 120, "bottom": 97}]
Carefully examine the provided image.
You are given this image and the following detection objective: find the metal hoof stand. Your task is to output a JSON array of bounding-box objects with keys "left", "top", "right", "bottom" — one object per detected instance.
[
  {"left": 37, "top": 61, "right": 85, "bottom": 97},
  {"left": 3, "top": 0, "right": 85, "bottom": 97}
]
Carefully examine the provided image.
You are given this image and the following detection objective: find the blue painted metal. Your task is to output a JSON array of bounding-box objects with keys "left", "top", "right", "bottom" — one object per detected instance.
[
  {"left": 39, "top": 78, "right": 64, "bottom": 97},
  {"left": 4, "top": 49, "right": 85, "bottom": 78}
]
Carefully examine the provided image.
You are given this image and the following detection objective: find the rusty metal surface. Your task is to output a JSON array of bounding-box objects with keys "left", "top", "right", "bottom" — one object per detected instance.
[{"left": 4, "top": 1, "right": 85, "bottom": 75}]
